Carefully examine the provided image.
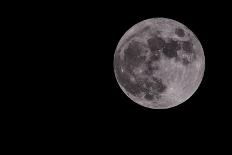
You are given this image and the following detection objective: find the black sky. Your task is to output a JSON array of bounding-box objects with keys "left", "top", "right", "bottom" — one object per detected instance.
[{"left": 16, "top": 1, "right": 232, "bottom": 143}]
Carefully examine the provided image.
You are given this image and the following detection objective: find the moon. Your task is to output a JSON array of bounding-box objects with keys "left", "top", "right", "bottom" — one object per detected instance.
[{"left": 114, "top": 18, "right": 205, "bottom": 109}]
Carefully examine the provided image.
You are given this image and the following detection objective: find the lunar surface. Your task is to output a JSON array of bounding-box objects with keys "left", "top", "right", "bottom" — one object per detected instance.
[{"left": 114, "top": 18, "right": 205, "bottom": 109}]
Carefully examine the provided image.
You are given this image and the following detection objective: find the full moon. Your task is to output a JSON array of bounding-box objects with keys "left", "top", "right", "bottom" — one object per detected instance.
[{"left": 114, "top": 18, "right": 205, "bottom": 109}]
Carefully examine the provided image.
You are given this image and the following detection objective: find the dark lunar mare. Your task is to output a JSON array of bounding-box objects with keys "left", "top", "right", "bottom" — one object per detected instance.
[
  {"left": 147, "top": 35, "right": 165, "bottom": 51},
  {"left": 175, "top": 28, "right": 185, "bottom": 37},
  {"left": 123, "top": 40, "right": 146, "bottom": 73},
  {"left": 180, "top": 40, "right": 197, "bottom": 66},
  {"left": 147, "top": 34, "right": 181, "bottom": 59},
  {"left": 162, "top": 39, "right": 181, "bottom": 58},
  {"left": 182, "top": 41, "right": 193, "bottom": 53}
]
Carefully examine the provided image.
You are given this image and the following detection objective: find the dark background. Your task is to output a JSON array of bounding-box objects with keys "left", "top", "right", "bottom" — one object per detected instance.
[
  {"left": 6, "top": 1, "right": 232, "bottom": 149},
  {"left": 38, "top": 2, "right": 230, "bottom": 142},
  {"left": 65, "top": 2, "right": 232, "bottom": 146},
  {"left": 37, "top": 1, "right": 231, "bottom": 132}
]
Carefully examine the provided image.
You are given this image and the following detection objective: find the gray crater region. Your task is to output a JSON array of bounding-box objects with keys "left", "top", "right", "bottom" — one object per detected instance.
[{"left": 114, "top": 18, "right": 205, "bottom": 109}]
